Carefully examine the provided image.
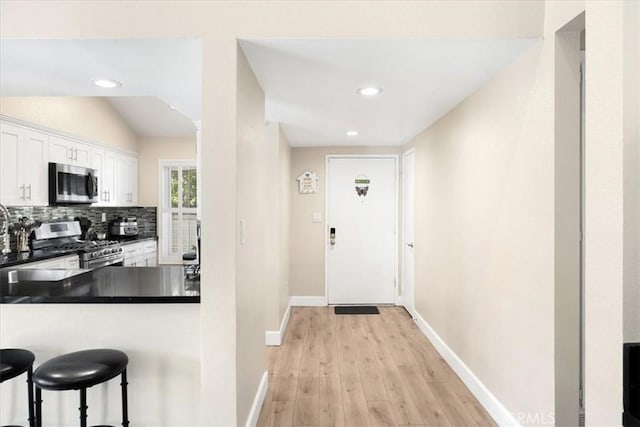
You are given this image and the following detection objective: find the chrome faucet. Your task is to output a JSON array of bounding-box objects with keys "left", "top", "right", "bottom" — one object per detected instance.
[{"left": 0, "top": 203, "right": 11, "bottom": 254}]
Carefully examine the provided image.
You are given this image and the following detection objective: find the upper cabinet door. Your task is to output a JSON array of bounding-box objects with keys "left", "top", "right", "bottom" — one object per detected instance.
[
  {"left": 91, "top": 149, "right": 117, "bottom": 206},
  {"left": 0, "top": 122, "right": 23, "bottom": 205},
  {"left": 0, "top": 122, "right": 49, "bottom": 206},
  {"left": 20, "top": 129, "right": 49, "bottom": 206},
  {"left": 103, "top": 151, "right": 117, "bottom": 205},
  {"left": 115, "top": 154, "right": 138, "bottom": 206},
  {"left": 73, "top": 141, "right": 92, "bottom": 168},
  {"left": 49, "top": 135, "right": 92, "bottom": 168},
  {"left": 48, "top": 135, "right": 74, "bottom": 164}
]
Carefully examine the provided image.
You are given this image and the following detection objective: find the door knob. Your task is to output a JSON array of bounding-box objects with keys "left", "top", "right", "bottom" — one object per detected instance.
[{"left": 407, "top": 242, "right": 414, "bottom": 248}]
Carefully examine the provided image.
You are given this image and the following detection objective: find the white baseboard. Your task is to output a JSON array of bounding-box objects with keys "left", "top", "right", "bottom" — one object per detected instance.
[
  {"left": 265, "top": 305, "right": 291, "bottom": 346},
  {"left": 265, "top": 331, "right": 280, "bottom": 346},
  {"left": 413, "top": 311, "right": 519, "bottom": 427},
  {"left": 245, "top": 370, "right": 269, "bottom": 427},
  {"left": 289, "top": 296, "right": 327, "bottom": 306}
]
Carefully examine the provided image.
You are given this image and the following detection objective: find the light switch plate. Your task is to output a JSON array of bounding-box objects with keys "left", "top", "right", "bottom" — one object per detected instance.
[{"left": 312, "top": 212, "right": 323, "bottom": 223}]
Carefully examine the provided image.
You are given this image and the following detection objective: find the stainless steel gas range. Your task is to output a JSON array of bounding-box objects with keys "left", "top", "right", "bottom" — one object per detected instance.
[{"left": 32, "top": 221, "right": 123, "bottom": 268}]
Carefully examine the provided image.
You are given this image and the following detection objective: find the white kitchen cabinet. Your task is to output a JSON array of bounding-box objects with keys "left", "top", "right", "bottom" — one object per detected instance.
[
  {"left": 91, "top": 149, "right": 117, "bottom": 206},
  {"left": 1, "top": 118, "right": 139, "bottom": 207},
  {"left": 122, "top": 240, "right": 157, "bottom": 267},
  {"left": 8, "top": 254, "right": 81, "bottom": 269},
  {"left": 0, "top": 122, "right": 49, "bottom": 206},
  {"left": 48, "top": 135, "right": 92, "bottom": 168},
  {"left": 116, "top": 154, "right": 138, "bottom": 206}
]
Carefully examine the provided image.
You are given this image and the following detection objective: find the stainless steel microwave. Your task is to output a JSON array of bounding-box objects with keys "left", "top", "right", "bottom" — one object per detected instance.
[{"left": 49, "top": 163, "right": 98, "bottom": 205}]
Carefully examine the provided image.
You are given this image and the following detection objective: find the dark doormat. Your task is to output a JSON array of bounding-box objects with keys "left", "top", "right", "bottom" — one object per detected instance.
[{"left": 334, "top": 306, "right": 379, "bottom": 315}]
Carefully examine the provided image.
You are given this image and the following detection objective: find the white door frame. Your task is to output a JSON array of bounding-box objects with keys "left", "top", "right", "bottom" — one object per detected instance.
[
  {"left": 324, "top": 154, "right": 400, "bottom": 305},
  {"left": 401, "top": 148, "right": 416, "bottom": 316}
]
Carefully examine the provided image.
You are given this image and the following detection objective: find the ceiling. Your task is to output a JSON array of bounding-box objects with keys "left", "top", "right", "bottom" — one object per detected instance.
[
  {"left": 240, "top": 38, "right": 537, "bottom": 147},
  {"left": 0, "top": 38, "right": 201, "bottom": 136},
  {"left": 107, "top": 97, "right": 196, "bottom": 138},
  {"left": 0, "top": 37, "right": 537, "bottom": 145}
]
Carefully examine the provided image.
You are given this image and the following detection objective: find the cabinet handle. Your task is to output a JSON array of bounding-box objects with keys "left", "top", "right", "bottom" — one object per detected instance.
[
  {"left": 68, "top": 148, "right": 73, "bottom": 161},
  {"left": 26, "top": 185, "right": 32, "bottom": 200},
  {"left": 19, "top": 185, "right": 25, "bottom": 200},
  {"left": 107, "top": 190, "right": 110, "bottom": 202},
  {"left": 74, "top": 148, "right": 78, "bottom": 161}
]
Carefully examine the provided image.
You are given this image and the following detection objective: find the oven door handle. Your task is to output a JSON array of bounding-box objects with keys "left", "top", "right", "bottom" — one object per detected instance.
[{"left": 83, "top": 256, "right": 124, "bottom": 269}]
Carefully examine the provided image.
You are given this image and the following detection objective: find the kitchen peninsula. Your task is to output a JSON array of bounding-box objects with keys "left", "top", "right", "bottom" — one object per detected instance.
[
  {"left": 0, "top": 266, "right": 199, "bottom": 303},
  {"left": 0, "top": 266, "right": 201, "bottom": 425}
]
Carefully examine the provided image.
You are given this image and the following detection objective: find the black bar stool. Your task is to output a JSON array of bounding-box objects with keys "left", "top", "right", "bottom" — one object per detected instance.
[
  {"left": 33, "top": 349, "right": 129, "bottom": 427},
  {"left": 0, "top": 349, "right": 36, "bottom": 427}
]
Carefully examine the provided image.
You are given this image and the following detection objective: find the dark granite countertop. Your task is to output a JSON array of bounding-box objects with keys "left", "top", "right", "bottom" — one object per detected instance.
[
  {"left": 0, "top": 249, "right": 80, "bottom": 269},
  {"left": 0, "top": 266, "right": 199, "bottom": 304},
  {"left": 117, "top": 235, "right": 158, "bottom": 245}
]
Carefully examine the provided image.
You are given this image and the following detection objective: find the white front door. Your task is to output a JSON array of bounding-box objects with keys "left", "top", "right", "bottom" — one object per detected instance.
[
  {"left": 402, "top": 150, "right": 416, "bottom": 318},
  {"left": 326, "top": 156, "right": 397, "bottom": 304}
]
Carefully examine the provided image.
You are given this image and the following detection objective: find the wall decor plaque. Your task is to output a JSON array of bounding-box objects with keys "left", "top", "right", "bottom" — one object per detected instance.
[{"left": 297, "top": 170, "right": 318, "bottom": 194}]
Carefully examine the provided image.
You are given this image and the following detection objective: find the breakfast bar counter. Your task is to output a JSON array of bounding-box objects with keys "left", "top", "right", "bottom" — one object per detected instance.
[{"left": 0, "top": 266, "right": 200, "bottom": 303}]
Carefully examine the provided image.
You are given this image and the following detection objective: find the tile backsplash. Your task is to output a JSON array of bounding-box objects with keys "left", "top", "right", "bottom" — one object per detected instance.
[{"left": 6, "top": 206, "right": 156, "bottom": 251}]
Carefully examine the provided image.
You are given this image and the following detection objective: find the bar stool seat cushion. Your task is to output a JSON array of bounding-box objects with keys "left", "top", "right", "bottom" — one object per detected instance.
[
  {"left": 182, "top": 252, "right": 197, "bottom": 262},
  {"left": 0, "top": 348, "right": 35, "bottom": 382},
  {"left": 33, "top": 349, "right": 128, "bottom": 391}
]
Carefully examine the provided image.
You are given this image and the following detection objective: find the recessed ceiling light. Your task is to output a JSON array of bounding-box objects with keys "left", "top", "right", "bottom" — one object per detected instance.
[
  {"left": 346, "top": 130, "right": 359, "bottom": 136},
  {"left": 357, "top": 87, "right": 382, "bottom": 97},
  {"left": 93, "top": 79, "right": 122, "bottom": 89},
  {"left": 169, "top": 105, "right": 177, "bottom": 110}
]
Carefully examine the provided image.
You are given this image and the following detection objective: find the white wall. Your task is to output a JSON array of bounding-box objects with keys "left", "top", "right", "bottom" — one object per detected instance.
[
  {"left": 137, "top": 136, "right": 196, "bottom": 207},
  {"left": 289, "top": 146, "right": 400, "bottom": 298},
  {"left": 553, "top": 14, "right": 583, "bottom": 427},
  {"left": 278, "top": 126, "right": 292, "bottom": 324},
  {"left": 235, "top": 47, "right": 268, "bottom": 424},
  {"left": 409, "top": 41, "right": 556, "bottom": 421},
  {"left": 584, "top": 1, "right": 632, "bottom": 423},
  {"left": 623, "top": 0, "right": 640, "bottom": 344},
  {"left": 0, "top": 304, "right": 200, "bottom": 427},
  {"left": 0, "top": 97, "right": 138, "bottom": 153},
  {"left": 264, "top": 122, "right": 292, "bottom": 333}
]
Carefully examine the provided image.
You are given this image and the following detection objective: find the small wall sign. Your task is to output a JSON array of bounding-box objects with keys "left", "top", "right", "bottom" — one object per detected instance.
[
  {"left": 355, "top": 175, "right": 370, "bottom": 197},
  {"left": 297, "top": 170, "right": 318, "bottom": 194}
]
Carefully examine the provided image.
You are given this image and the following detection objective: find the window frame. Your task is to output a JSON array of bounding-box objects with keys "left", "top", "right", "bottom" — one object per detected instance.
[{"left": 158, "top": 160, "right": 198, "bottom": 264}]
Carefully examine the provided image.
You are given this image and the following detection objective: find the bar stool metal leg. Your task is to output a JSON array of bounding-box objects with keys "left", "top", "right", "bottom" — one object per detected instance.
[
  {"left": 35, "top": 387, "right": 42, "bottom": 427},
  {"left": 121, "top": 369, "right": 129, "bottom": 427},
  {"left": 27, "top": 366, "right": 35, "bottom": 427},
  {"left": 79, "top": 388, "right": 87, "bottom": 427}
]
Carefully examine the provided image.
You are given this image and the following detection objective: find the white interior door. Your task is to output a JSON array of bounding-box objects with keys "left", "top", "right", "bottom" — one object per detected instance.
[
  {"left": 402, "top": 150, "right": 416, "bottom": 317},
  {"left": 327, "top": 156, "right": 397, "bottom": 304}
]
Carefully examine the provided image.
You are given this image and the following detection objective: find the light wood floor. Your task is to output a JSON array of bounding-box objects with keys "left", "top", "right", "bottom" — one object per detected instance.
[{"left": 257, "top": 306, "right": 497, "bottom": 427}]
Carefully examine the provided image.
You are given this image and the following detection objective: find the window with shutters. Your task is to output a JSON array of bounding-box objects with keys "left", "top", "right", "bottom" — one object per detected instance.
[{"left": 159, "top": 161, "right": 197, "bottom": 263}]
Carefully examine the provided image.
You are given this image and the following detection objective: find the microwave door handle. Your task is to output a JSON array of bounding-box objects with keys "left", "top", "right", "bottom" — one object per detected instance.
[{"left": 86, "top": 174, "right": 95, "bottom": 199}]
